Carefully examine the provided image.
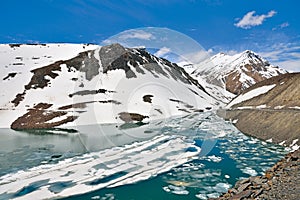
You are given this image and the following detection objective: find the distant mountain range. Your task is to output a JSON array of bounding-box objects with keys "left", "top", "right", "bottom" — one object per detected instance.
[{"left": 0, "top": 43, "right": 292, "bottom": 134}]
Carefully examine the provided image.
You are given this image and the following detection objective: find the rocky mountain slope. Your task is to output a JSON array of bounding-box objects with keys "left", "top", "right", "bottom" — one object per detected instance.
[
  {"left": 191, "top": 50, "right": 287, "bottom": 96},
  {"left": 220, "top": 72, "right": 300, "bottom": 148},
  {"left": 212, "top": 149, "right": 300, "bottom": 200},
  {"left": 0, "top": 43, "right": 218, "bottom": 129}
]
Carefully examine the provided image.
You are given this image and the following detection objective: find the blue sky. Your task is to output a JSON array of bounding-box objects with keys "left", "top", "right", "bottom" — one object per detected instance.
[{"left": 1, "top": 0, "right": 300, "bottom": 71}]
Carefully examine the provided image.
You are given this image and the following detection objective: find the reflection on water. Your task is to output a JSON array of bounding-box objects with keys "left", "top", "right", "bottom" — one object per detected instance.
[{"left": 0, "top": 112, "right": 288, "bottom": 200}]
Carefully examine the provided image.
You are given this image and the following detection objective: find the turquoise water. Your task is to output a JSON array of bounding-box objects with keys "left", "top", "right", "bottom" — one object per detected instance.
[
  {"left": 0, "top": 112, "right": 288, "bottom": 200},
  {"left": 62, "top": 135, "right": 286, "bottom": 200}
]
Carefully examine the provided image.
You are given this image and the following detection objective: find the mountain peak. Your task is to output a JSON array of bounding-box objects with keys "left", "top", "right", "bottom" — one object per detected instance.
[{"left": 192, "top": 50, "right": 288, "bottom": 95}]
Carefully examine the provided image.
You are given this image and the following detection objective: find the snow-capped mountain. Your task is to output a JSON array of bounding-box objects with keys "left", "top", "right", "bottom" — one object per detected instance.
[
  {"left": 0, "top": 43, "right": 218, "bottom": 129},
  {"left": 191, "top": 50, "right": 287, "bottom": 95}
]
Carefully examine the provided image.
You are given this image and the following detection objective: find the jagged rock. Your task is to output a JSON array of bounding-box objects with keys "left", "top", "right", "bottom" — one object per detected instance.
[
  {"left": 237, "top": 183, "right": 251, "bottom": 193},
  {"left": 211, "top": 150, "right": 300, "bottom": 200},
  {"left": 230, "top": 190, "right": 252, "bottom": 200}
]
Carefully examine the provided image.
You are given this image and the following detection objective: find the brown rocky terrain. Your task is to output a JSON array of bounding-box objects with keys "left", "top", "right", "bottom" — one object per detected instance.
[
  {"left": 211, "top": 149, "right": 300, "bottom": 200},
  {"left": 215, "top": 72, "right": 300, "bottom": 200},
  {"left": 219, "top": 72, "right": 300, "bottom": 147}
]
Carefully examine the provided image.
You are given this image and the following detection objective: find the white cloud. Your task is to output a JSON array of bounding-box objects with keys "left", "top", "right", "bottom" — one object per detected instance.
[
  {"left": 118, "top": 30, "right": 155, "bottom": 40},
  {"left": 181, "top": 50, "right": 211, "bottom": 64},
  {"left": 259, "top": 43, "right": 300, "bottom": 72},
  {"left": 154, "top": 47, "right": 171, "bottom": 57},
  {"left": 225, "top": 50, "right": 239, "bottom": 56},
  {"left": 235, "top": 10, "right": 277, "bottom": 29},
  {"left": 272, "top": 59, "right": 300, "bottom": 72}
]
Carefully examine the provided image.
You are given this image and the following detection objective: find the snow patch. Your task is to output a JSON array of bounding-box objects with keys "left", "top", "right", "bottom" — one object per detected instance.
[
  {"left": 266, "top": 138, "right": 273, "bottom": 143},
  {"left": 227, "top": 84, "right": 276, "bottom": 108},
  {"left": 236, "top": 106, "right": 254, "bottom": 110},
  {"left": 256, "top": 104, "right": 267, "bottom": 109},
  {"left": 231, "top": 119, "right": 238, "bottom": 124},
  {"left": 274, "top": 105, "right": 285, "bottom": 109},
  {"left": 289, "top": 106, "right": 300, "bottom": 110},
  {"left": 278, "top": 141, "right": 286, "bottom": 146}
]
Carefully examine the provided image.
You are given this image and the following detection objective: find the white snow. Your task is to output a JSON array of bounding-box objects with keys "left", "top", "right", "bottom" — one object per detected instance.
[
  {"left": 279, "top": 141, "right": 286, "bottom": 146},
  {"left": 236, "top": 106, "right": 254, "bottom": 110},
  {"left": 231, "top": 119, "right": 238, "bottom": 124},
  {"left": 256, "top": 104, "right": 267, "bottom": 109},
  {"left": 291, "top": 144, "right": 299, "bottom": 151},
  {"left": 266, "top": 138, "right": 273, "bottom": 143},
  {"left": 227, "top": 84, "right": 276, "bottom": 108},
  {"left": 0, "top": 44, "right": 218, "bottom": 128},
  {"left": 289, "top": 106, "right": 300, "bottom": 109}
]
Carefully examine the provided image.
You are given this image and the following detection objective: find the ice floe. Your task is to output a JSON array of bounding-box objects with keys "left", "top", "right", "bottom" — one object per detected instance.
[{"left": 0, "top": 134, "right": 200, "bottom": 199}]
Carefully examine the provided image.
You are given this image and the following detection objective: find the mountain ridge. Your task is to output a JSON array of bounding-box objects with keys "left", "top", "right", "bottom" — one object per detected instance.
[
  {"left": 0, "top": 43, "right": 217, "bottom": 129},
  {"left": 191, "top": 50, "right": 287, "bottom": 95}
]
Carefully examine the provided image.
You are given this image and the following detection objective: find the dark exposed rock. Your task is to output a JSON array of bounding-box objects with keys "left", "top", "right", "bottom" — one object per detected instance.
[
  {"left": 11, "top": 103, "right": 78, "bottom": 129},
  {"left": 9, "top": 44, "right": 21, "bottom": 48},
  {"left": 100, "top": 44, "right": 138, "bottom": 78},
  {"left": 237, "top": 183, "right": 251, "bottom": 193},
  {"left": 68, "top": 89, "right": 115, "bottom": 98},
  {"left": 143, "top": 94, "right": 153, "bottom": 103},
  {"left": 11, "top": 92, "right": 26, "bottom": 106},
  {"left": 65, "top": 50, "right": 100, "bottom": 81},
  {"left": 118, "top": 112, "right": 148, "bottom": 123},
  {"left": 25, "top": 60, "right": 63, "bottom": 90},
  {"left": 58, "top": 100, "right": 121, "bottom": 110},
  {"left": 229, "top": 190, "right": 252, "bottom": 199},
  {"left": 3, "top": 72, "right": 17, "bottom": 80}
]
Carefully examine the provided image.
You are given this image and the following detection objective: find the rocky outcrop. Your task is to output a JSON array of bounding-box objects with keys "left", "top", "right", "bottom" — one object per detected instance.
[{"left": 210, "top": 149, "right": 300, "bottom": 200}]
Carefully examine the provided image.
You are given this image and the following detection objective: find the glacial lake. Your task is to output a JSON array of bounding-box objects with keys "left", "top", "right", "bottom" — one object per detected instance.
[{"left": 0, "top": 112, "right": 288, "bottom": 200}]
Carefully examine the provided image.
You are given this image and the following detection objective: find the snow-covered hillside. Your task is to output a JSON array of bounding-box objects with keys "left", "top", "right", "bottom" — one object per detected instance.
[
  {"left": 0, "top": 43, "right": 218, "bottom": 129},
  {"left": 191, "top": 50, "right": 287, "bottom": 95}
]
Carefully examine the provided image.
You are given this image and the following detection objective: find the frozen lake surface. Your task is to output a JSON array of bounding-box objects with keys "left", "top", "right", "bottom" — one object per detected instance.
[{"left": 0, "top": 112, "right": 287, "bottom": 200}]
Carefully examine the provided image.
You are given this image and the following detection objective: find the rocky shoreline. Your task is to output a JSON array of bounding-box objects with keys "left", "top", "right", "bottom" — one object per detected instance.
[{"left": 210, "top": 149, "right": 300, "bottom": 200}]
